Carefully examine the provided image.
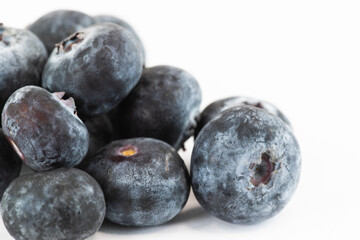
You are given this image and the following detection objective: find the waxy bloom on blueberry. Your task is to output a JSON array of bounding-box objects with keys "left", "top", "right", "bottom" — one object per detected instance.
[
  {"left": 191, "top": 106, "right": 301, "bottom": 224},
  {"left": 42, "top": 23, "right": 143, "bottom": 117},
  {"left": 81, "top": 138, "right": 190, "bottom": 226},
  {"left": 1, "top": 86, "right": 89, "bottom": 171},
  {"left": 1, "top": 168, "right": 106, "bottom": 240}
]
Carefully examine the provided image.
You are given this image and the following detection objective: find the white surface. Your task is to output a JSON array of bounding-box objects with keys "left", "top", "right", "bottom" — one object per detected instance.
[{"left": 1, "top": 0, "right": 360, "bottom": 239}]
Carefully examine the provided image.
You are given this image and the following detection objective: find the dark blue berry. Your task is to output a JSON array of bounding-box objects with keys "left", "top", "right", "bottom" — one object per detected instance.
[
  {"left": 42, "top": 23, "right": 143, "bottom": 117},
  {"left": 1, "top": 168, "right": 106, "bottom": 240},
  {"left": 81, "top": 138, "right": 190, "bottom": 226},
  {"left": 191, "top": 106, "right": 301, "bottom": 224},
  {"left": 1, "top": 86, "right": 89, "bottom": 171},
  {"left": 113, "top": 65, "right": 201, "bottom": 150}
]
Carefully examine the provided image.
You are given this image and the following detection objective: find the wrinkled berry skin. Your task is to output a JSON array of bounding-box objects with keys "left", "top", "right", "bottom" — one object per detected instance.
[
  {"left": 83, "top": 114, "right": 114, "bottom": 160},
  {"left": 1, "top": 168, "right": 106, "bottom": 240},
  {"left": 114, "top": 65, "right": 202, "bottom": 150},
  {"left": 27, "top": 10, "right": 96, "bottom": 54},
  {"left": 94, "top": 15, "right": 145, "bottom": 64},
  {"left": 42, "top": 23, "right": 143, "bottom": 117},
  {"left": 191, "top": 106, "right": 301, "bottom": 224},
  {"left": 0, "top": 129, "right": 21, "bottom": 199},
  {"left": 0, "top": 24, "right": 47, "bottom": 113},
  {"left": 1, "top": 86, "right": 89, "bottom": 171},
  {"left": 194, "top": 96, "right": 291, "bottom": 138},
  {"left": 81, "top": 138, "right": 190, "bottom": 226}
]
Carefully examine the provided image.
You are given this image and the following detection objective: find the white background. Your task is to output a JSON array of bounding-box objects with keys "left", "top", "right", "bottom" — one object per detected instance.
[{"left": 1, "top": 0, "right": 359, "bottom": 239}]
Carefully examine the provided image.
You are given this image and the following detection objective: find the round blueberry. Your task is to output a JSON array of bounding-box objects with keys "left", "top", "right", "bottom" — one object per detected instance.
[
  {"left": 81, "top": 138, "right": 190, "bottom": 226},
  {"left": 0, "top": 129, "right": 21, "bottom": 199},
  {"left": 195, "top": 96, "right": 291, "bottom": 138},
  {"left": 113, "top": 65, "right": 202, "bottom": 150},
  {"left": 0, "top": 23, "right": 47, "bottom": 114},
  {"left": 94, "top": 15, "right": 145, "bottom": 64},
  {"left": 1, "top": 168, "right": 106, "bottom": 240},
  {"left": 1, "top": 86, "right": 89, "bottom": 171},
  {"left": 42, "top": 23, "right": 143, "bottom": 117},
  {"left": 191, "top": 106, "right": 301, "bottom": 224},
  {"left": 27, "top": 10, "right": 96, "bottom": 54}
]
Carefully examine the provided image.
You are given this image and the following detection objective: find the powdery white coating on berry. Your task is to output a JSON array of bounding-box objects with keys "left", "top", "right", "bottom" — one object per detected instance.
[
  {"left": 115, "top": 65, "right": 202, "bottom": 150},
  {"left": 28, "top": 10, "right": 96, "bottom": 53},
  {"left": 1, "top": 86, "right": 89, "bottom": 171},
  {"left": 82, "top": 138, "right": 190, "bottom": 226},
  {"left": 191, "top": 106, "right": 301, "bottom": 224},
  {"left": 0, "top": 26, "right": 47, "bottom": 112},
  {"left": 1, "top": 168, "right": 106, "bottom": 240},
  {"left": 42, "top": 23, "right": 143, "bottom": 116}
]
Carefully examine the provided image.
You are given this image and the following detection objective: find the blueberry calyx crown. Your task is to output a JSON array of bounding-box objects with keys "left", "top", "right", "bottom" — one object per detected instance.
[
  {"left": 56, "top": 32, "right": 84, "bottom": 54},
  {"left": 52, "top": 92, "right": 77, "bottom": 115},
  {"left": 249, "top": 151, "right": 276, "bottom": 187},
  {"left": 0, "top": 23, "right": 4, "bottom": 41}
]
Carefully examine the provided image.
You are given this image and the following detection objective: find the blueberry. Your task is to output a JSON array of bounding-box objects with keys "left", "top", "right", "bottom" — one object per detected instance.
[
  {"left": 83, "top": 114, "right": 114, "bottom": 161},
  {"left": 191, "top": 106, "right": 301, "bottom": 224},
  {"left": 0, "top": 129, "right": 21, "bottom": 199},
  {"left": 1, "top": 168, "right": 106, "bottom": 240},
  {"left": 195, "top": 96, "right": 291, "bottom": 138},
  {"left": 81, "top": 138, "right": 190, "bottom": 226},
  {"left": 1, "top": 86, "right": 89, "bottom": 171},
  {"left": 42, "top": 23, "right": 143, "bottom": 117},
  {"left": 27, "top": 10, "right": 96, "bottom": 54},
  {"left": 94, "top": 15, "right": 145, "bottom": 64},
  {"left": 113, "top": 65, "right": 202, "bottom": 150},
  {"left": 0, "top": 23, "right": 47, "bottom": 114}
]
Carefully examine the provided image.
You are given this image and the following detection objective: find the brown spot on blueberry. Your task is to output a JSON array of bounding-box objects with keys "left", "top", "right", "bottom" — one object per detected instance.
[{"left": 249, "top": 152, "right": 275, "bottom": 187}]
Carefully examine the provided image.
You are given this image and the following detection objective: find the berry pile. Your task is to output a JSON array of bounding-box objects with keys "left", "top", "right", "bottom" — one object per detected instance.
[{"left": 0, "top": 10, "right": 301, "bottom": 240}]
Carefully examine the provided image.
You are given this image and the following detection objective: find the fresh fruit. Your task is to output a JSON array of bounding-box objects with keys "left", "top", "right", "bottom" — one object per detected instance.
[
  {"left": 191, "top": 106, "right": 301, "bottom": 224},
  {"left": 1, "top": 86, "right": 89, "bottom": 171},
  {"left": 113, "top": 65, "right": 202, "bottom": 150},
  {"left": 42, "top": 23, "right": 143, "bottom": 117},
  {"left": 27, "top": 10, "right": 95, "bottom": 54},
  {"left": 0, "top": 23, "right": 47, "bottom": 114},
  {"left": 81, "top": 138, "right": 190, "bottom": 226},
  {"left": 1, "top": 168, "right": 106, "bottom": 240}
]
